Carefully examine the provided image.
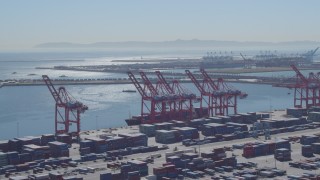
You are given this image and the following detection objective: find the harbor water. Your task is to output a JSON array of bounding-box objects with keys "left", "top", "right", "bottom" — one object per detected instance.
[{"left": 0, "top": 50, "right": 304, "bottom": 140}]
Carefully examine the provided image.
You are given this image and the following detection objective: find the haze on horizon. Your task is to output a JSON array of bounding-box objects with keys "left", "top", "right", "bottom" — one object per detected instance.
[{"left": 1, "top": 0, "right": 320, "bottom": 50}]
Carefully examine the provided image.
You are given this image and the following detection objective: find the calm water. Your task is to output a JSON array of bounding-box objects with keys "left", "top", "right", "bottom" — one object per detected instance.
[{"left": 0, "top": 50, "right": 306, "bottom": 140}]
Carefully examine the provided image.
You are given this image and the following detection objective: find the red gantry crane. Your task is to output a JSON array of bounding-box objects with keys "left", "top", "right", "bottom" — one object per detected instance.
[
  {"left": 127, "top": 71, "right": 164, "bottom": 124},
  {"left": 276, "top": 65, "right": 320, "bottom": 109},
  {"left": 290, "top": 64, "right": 319, "bottom": 108},
  {"left": 42, "top": 75, "right": 88, "bottom": 137},
  {"left": 185, "top": 70, "right": 212, "bottom": 117},
  {"left": 155, "top": 71, "right": 196, "bottom": 121}
]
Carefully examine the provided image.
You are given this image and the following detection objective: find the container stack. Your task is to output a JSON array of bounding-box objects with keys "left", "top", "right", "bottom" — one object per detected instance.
[
  {"left": 308, "top": 112, "right": 320, "bottom": 122},
  {"left": 85, "top": 137, "right": 107, "bottom": 154},
  {"left": 229, "top": 114, "right": 243, "bottom": 123},
  {"left": 100, "top": 172, "right": 112, "bottom": 180},
  {"left": 0, "top": 140, "right": 9, "bottom": 152},
  {"left": 8, "top": 139, "right": 19, "bottom": 152},
  {"left": 127, "top": 171, "right": 140, "bottom": 180},
  {"left": 118, "top": 132, "right": 148, "bottom": 147},
  {"left": 201, "top": 123, "right": 228, "bottom": 136},
  {"left": 302, "top": 145, "right": 314, "bottom": 157},
  {"left": 56, "top": 134, "right": 72, "bottom": 145},
  {"left": 48, "top": 141, "right": 69, "bottom": 157},
  {"left": 154, "top": 122, "right": 173, "bottom": 130},
  {"left": 139, "top": 124, "right": 156, "bottom": 137},
  {"left": 226, "top": 122, "right": 248, "bottom": 132},
  {"left": 6, "top": 151, "right": 19, "bottom": 165},
  {"left": 243, "top": 140, "right": 290, "bottom": 158},
  {"left": 155, "top": 130, "right": 181, "bottom": 144},
  {"left": 208, "top": 116, "right": 224, "bottom": 124},
  {"left": 172, "top": 127, "right": 199, "bottom": 140},
  {"left": 18, "top": 153, "right": 32, "bottom": 164},
  {"left": 105, "top": 136, "right": 126, "bottom": 151},
  {"left": 22, "top": 144, "right": 50, "bottom": 160},
  {"left": 240, "top": 113, "right": 257, "bottom": 123},
  {"left": 287, "top": 108, "right": 307, "bottom": 117},
  {"left": 153, "top": 164, "right": 178, "bottom": 179},
  {"left": 127, "top": 160, "right": 148, "bottom": 176},
  {"left": 170, "top": 120, "right": 186, "bottom": 127},
  {"left": 79, "top": 140, "right": 94, "bottom": 155},
  {"left": 301, "top": 135, "right": 319, "bottom": 145},
  {"left": 312, "top": 143, "right": 320, "bottom": 154},
  {"left": 274, "top": 148, "right": 291, "bottom": 161},
  {"left": 41, "top": 134, "right": 56, "bottom": 145},
  {"left": 217, "top": 116, "right": 231, "bottom": 123},
  {"left": 24, "top": 136, "right": 41, "bottom": 146},
  {"left": 0, "top": 152, "right": 8, "bottom": 167},
  {"left": 189, "top": 118, "right": 205, "bottom": 129}
]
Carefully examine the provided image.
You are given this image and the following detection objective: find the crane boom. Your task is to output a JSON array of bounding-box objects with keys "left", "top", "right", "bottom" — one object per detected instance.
[
  {"left": 42, "top": 75, "right": 63, "bottom": 104},
  {"left": 127, "top": 71, "right": 148, "bottom": 97},
  {"left": 139, "top": 71, "right": 158, "bottom": 96},
  {"left": 185, "top": 70, "right": 207, "bottom": 95},
  {"left": 200, "top": 68, "right": 219, "bottom": 90},
  {"left": 290, "top": 64, "right": 308, "bottom": 84},
  {"left": 155, "top": 71, "right": 174, "bottom": 94}
]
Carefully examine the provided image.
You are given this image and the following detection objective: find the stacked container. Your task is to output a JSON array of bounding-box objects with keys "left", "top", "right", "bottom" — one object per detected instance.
[
  {"left": 24, "top": 136, "right": 41, "bottom": 146},
  {"left": 208, "top": 116, "right": 223, "bottom": 124},
  {"left": 287, "top": 108, "right": 307, "bottom": 117},
  {"left": 155, "top": 130, "right": 181, "bottom": 144},
  {"left": 22, "top": 144, "right": 50, "bottom": 160},
  {"left": 6, "top": 151, "right": 19, "bottom": 165},
  {"left": 301, "top": 135, "right": 319, "bottom": 145},
  {"left": 41, "top": 134, "right": 56, "bottom": 145},
  {"left": 139, "top": 124, "right": 156, "bottom": 137},
  {"left": 154, "top": 123, "right": 173, "bottom": 130},
  {"left": 308, "top": 112, "right": 320, "bottom": 122},
  {"left": 189, "top": 119, "right": 205, "bottom": 129},
  {"left": 0, "top": 152, "right": 8, "bottom": 167},
  {"left": 56, "top": 134, "right": 72, "bottom": 145},
  {"left": 48, "top": 141, "right": 69, "bottom": 157},
  {"left": 118, "top": 132, "right": 148, "bottom": 147},
  {"left": 79, "top": 140, "right": 94, "bottom": 155},
  {"left": 170, "top": 120, "right": 186, "bottom": 127},
  {"left": 100, "top": 172, "right": 112, "bottom": 180},
  {"left": 226, "top": 122, "right": 248, "bottom": 132},
  {"left": 18, "top": 153, "right": 32, "bottom": 164},
  {"left": 302, "top": 145, "right": 313, "bottom": 157},
  {"left": 312, "top": 143, "right": 320, "bottom": 154},
  {"left": 153, "top": 164, "right": 178, "bottom": 179},
  {"left": 201, "top": 123, "right": 228, "bottom": 136},
  {"left": 85, "top": 137, "right": 107, "bottom": 154},
  {"left": 172, "top": 127, "right": 199, "bottom": 140},
  {"left": 0, "top": 140, "right": 9, "bottom": 152},
  {"left": 127, "top": 160, "right": 148, "bottom": 176},
  {"left": 105, "top": 136, "right": 126, "bottom": 151},
  {"left": 274, "top": 148, "right": 291, "bottom": 161}
]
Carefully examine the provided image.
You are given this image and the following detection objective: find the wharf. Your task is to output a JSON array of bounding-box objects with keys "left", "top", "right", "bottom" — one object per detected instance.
[
  {"left": 2, "top": 110, "right": 320, "bottom": 179},
  {"left": 0, "top": 75, "right": 291, "bottom": 88}
]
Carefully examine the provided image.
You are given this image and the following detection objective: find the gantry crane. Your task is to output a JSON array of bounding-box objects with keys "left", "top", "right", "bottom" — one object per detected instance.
[
  {"left": 127, "top": 71, "right": 164, "bottom": 124},
  {"left": 42, "top": 75, "right": 88, "bottom": 137},
  {"left": 199, "top": 68, "right": 225, "bottom": 116},
  {"left": 155, "top": 71, "right": 196, "bottom": 121},
  {"left": 185, "top": 70, "right": 212, "bottom": 117},
  {"left": 289, "top": 64, "right": 319, "bottom": 108}
]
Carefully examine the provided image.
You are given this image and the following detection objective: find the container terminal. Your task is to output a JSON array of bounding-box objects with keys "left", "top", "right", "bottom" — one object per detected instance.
[{"left": 3, "top": 64, "right": 320, "bottom": 179}]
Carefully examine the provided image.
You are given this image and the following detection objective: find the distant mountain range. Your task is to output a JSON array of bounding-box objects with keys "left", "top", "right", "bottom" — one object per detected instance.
[{"left": 35, "top": 39, "right": 320, "bottom": 48}]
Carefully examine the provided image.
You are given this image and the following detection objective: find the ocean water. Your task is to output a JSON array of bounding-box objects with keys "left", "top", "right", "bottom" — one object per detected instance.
[{"left": 0, "top": 50, "right": 303, "bottom": 140}]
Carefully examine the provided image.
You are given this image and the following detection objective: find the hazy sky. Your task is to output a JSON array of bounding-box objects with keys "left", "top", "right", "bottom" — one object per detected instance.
[{"left": 1, "top": 0, "right": 320, "bottom": 49}]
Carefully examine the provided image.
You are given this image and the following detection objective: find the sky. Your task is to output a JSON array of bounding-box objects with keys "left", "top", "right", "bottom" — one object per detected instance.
[{"left": 0, "top": 0, "right": 320, "bottom": 50}]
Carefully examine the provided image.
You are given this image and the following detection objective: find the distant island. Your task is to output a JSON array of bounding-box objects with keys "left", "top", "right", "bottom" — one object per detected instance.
[{"left": 35, "top": 39, "right": 320, "bottom": 48}]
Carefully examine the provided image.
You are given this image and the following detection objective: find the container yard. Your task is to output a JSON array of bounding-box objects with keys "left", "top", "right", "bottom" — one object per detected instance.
[{"left": 1, "top": 109, "right": 320, "bottom": 179}]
